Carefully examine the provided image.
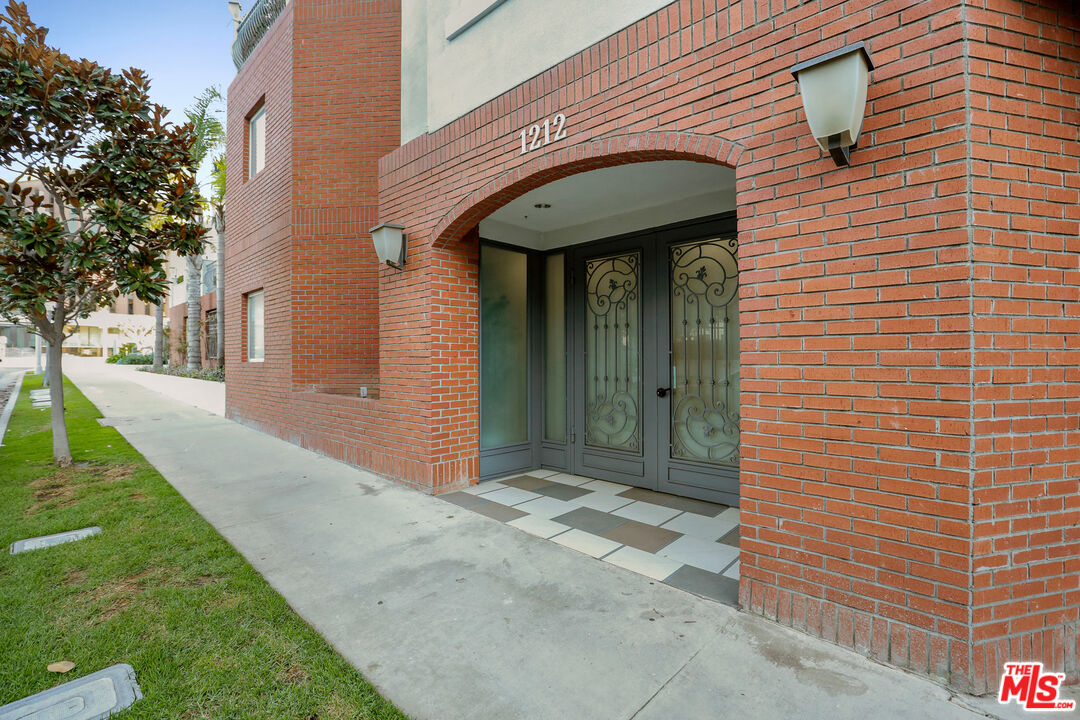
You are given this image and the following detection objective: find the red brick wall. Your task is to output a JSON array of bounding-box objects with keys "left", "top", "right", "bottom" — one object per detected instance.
[
  {"left": 225, "top": 2, "right": 295, "bottom": 424},
  {"left": 967, "top": 0, "right": 1080, "bottom": 693},
  {"left": 290, "top": 0, "right": 397, "bottom": 393},
  {"left": 167, "top": 293, "right": 219, "bottom": 368},
  {"left": 226, "top": 2, "right": 437, "bottom": 484},
  {"left": 368, "top": 0, "right": 1079, "bottom": 692}
]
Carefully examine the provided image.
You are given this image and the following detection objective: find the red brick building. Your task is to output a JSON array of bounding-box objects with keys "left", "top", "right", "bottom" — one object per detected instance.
[{"left": 225, "top": 0, "right": 1079, "bottom": 693}]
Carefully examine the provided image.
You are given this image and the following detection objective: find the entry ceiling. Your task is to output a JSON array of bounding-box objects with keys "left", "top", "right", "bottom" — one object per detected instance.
[{"left": 481, "top": 161, "right": 736, "bottom": 248}]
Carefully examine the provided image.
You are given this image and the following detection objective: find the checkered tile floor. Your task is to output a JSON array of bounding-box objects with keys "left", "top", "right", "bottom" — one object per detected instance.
[{"left": 441, "top": 469, "right": 740, "bottom": 607}]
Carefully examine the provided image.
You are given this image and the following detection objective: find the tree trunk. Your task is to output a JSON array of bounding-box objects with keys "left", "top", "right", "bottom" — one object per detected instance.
[
  {"left": 45, "top": 340, "right": 70, "bottom": 465},
  {"left": 216, "top": 219, "right": 225, "bottom": 368},
  {"left": 186, "top": 255, "right": 202, "bottom": 370},
  {"left": 42, "top": 339, "right": 49, "bottom": 387},
  {"left": 153, "top": 302, "right": 164, "bottom": 370}
]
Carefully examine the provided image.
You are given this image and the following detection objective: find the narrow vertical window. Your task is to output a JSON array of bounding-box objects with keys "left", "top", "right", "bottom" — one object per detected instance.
[
  {"left": 543, "top": 253, "right": 565, "bottom": 443},
  {"left": 205, "top": 310, "right": 217, "bottom": 360},
  {"left": 246, "top": 290, "right": 264, "bottom": 361},
  {"left": 248, "top": 105, "right": 266, "bottom": 178},
  {"left": 479, "top": 245, "right": 528, "bottom": 449}
]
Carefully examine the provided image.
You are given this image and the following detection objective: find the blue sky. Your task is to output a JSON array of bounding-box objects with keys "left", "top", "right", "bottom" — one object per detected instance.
[{"left": 25, "top": 0, "right": 237, "bottom": 179}]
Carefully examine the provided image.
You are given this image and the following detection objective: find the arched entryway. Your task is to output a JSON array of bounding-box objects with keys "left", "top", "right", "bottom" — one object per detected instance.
[{"left": 443, "top": 153, "right": 742, "bottom": 509}]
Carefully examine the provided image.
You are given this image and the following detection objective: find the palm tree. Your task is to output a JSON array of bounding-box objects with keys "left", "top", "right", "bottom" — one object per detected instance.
[
  {"left": 181, "top": 86, "right": 225, "bottom": 371},
  {"left": 210, "top": 153, "right": 226, "bottom": 369}
]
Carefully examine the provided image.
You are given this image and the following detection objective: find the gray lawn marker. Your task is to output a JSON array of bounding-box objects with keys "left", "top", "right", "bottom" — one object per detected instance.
[
  {"left": 9, "top": 527, "right": 102, "bottom": 554},
  {"left": 0, "top": 663, "right": 142, "bottom": 720}
]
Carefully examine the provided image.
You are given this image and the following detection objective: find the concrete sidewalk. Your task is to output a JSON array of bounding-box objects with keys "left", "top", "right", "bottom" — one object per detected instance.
[
  {"left": 63, "top": 362, "right": 1048, "bottom": 720},
  {"left": 70, "top": 358, "right": 226, "bottom": 416}
]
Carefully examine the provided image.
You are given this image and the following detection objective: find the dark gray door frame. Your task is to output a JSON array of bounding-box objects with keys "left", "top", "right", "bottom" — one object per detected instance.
[
  {"left": 478, "top": 211, "right": 741, "bottom": 507},
  {"left": 566, "top": 212, "right": 739, "bottom": 503}
]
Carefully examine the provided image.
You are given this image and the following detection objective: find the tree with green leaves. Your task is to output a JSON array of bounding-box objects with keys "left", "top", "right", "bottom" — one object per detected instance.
[
  {"left": 0, "top": 1, "right": 205, "bottom": 464},
  {"left": 181, "top": 85, "right": 225, "bottom": 371}
]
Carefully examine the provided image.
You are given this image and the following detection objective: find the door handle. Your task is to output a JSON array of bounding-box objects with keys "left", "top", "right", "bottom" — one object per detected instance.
[{"left": 656, "top": 387, "right": 672, "bottom": 398}]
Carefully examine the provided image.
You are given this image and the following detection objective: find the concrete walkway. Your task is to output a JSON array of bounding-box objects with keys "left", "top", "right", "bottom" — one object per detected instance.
[
  {"left": 77, "top": 359, "right": 226, "bottom": 416},
  {"left": 62, "top": 361, "right": 1052, "bottom": 720},
  {"left": 0, "top": 366, "right": 26, "bottom": 452}
]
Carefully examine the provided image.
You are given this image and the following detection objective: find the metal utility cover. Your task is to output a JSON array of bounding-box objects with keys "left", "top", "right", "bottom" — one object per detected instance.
[
  {"left": 9, "top": 526, "right": 103, "bottom": 554},
  {"left": 0, "top": 664, "right": 142, "bottom": 720}
]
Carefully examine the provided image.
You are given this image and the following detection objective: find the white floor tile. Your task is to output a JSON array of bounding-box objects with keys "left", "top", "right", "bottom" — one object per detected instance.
[
  {"left": 480, "top": 487, "right": 542, "bottom": 506},
  {"left": 545, "top": 473, "right": 593, "bottom": 487},
  {"left": 661, "top": 511, "right": 737, "bottom": 541},
  {"left": 571, "top": 492, "right": 635, "bottom": 513},
  {"left": 718, "top": 507, "right": 740, "bottom": 524},
  {"left": 552, "top": 529, "right": 623, "bottom": 558},
  {"left": 512, "top": 496, "right": 578, "bottom": 520},
  {"left": 658, "top": 535, "right": 739, "bottom": 574},
  {"left": 603, "top": 546, "right": 684, "bottom": 581},
  {"left": 507, "top": 515, "right": 571, "bottom": 539},
  {"left": 492, "top": 472, "right": 530, "bottom": 483},
  {"left": 462, "top": 481, "right": 506, "bottom": 495},
  {"left": 529, "top": 469, "right": 560, "bottom": 478},
  {"left": 612, "top": 501, "right": 682, "bottom": 526},
  {"left": 579, "top": 479, "right": 632, "bottom": 494},
  {"left": 722, "top": 559, "right": 740, "bottom": 580}
]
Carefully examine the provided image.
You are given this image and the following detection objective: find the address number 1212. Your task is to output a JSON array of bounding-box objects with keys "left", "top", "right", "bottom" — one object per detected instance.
[{"left": 520, "top": 113, "right": 567, "bottom": 154}]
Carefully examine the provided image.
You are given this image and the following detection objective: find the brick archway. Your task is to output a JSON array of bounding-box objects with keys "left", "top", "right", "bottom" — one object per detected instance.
[{"left": 432, "top": 130, "right": 745, "bottom": 248}]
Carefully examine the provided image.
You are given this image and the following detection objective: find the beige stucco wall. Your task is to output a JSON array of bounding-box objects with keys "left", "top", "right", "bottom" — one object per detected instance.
[{"left": 401, "top": 0, "right": 670, "bottom": 141}]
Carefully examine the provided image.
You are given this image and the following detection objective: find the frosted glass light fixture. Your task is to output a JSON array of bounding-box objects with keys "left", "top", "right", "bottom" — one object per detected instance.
[
  {"left": 370, "top": 222, "right": 407, "bottom": 269},
  {"left": 791, "top": 42, "right": 874, "bottom": 167}
]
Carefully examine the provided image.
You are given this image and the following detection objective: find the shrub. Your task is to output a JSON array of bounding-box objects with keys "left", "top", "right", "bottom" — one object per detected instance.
[
  {"left": 115, "top": 352, "right": 153, "bottom": 365},
  {"left": 106, "top": 342, "right": 142, "bottom": 363},
  {"left": 138, "top": 365, "right": 224, "bottom": 382}
]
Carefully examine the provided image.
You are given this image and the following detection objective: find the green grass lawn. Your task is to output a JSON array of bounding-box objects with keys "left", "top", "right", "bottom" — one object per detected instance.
[{"left": 0, "top": 373, "right": 409, "bottom": 719}]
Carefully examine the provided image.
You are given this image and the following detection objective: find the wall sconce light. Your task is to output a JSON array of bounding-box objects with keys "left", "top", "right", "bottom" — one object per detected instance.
[
  {"left": 370, "top": 222, "right": 407, "bottom": 269},
  {"left": 791, "top": 42, "right": 874, "bottom": 167}
]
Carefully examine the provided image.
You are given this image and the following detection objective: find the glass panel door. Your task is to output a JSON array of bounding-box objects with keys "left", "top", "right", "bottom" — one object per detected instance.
[
  {"left": 583, "top": 250, "right": 642, "bottom": 453},
  {"left": 669, "top": 237, "right": 740, "bottom": 465}
]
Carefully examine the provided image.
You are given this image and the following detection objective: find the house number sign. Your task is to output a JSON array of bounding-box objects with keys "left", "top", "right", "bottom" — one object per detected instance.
[{"left": 518, "top": 113, "right": 567, "bottom": 154}]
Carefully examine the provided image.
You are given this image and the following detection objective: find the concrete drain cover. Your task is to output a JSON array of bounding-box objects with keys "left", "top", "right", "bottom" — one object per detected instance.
[
  {"left": 0, "top": 664, "right": 142, "bottom": 720},
  {"left": 10, "top": 527, "right": 102, "bottom": 554}
]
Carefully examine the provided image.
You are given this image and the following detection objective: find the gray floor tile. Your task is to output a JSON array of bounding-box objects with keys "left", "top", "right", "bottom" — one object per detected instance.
[
  {"left": 473, "top": 501, "right": 528, "bottom": 522},
  {"left": 718, "top": 527, "right": 740, "bottom": 547},
  {"left": 551, "top": 506, "right": 627, "bottom": 535},
  {"left": 602, "top": 519, "right": 681, "bottom": 553},
  {"left": 664, "top": 495, "right": 727, "bottom": 518},
  {"left": 663, "top": 565, "right": 739, "bottom": 608},
  {"left": 441, "top": 492, "right": 491, "bottom": 510},
  {"left": 500, "top": 475, "right": 556, "bottom": 492},
  {"left": 617, "top": 487, "right": 678, "bottom": 505},
  {"left": 534, "top": 483, "right": 591, "bottom": 501}
]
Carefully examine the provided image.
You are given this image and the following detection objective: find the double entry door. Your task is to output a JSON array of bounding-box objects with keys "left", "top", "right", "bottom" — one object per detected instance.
[{"left": 569, "top": 216, "right": 741, "bottom": 506}]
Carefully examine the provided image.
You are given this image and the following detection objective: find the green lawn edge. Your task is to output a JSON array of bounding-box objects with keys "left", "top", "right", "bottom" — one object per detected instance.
[{"left": 0, "top": 373, "right": 410, "bottom": 720}]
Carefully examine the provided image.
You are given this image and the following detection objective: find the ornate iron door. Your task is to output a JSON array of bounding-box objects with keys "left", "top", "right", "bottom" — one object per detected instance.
[
  {"left": 569, "top": 215, "right": 739, "bottom": 505},
  {"left": 657, "top": 231, "right": 741, "bottom": 505},
  {"left": 573, "top": 238, "right": 658, "bottom": 485}
]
